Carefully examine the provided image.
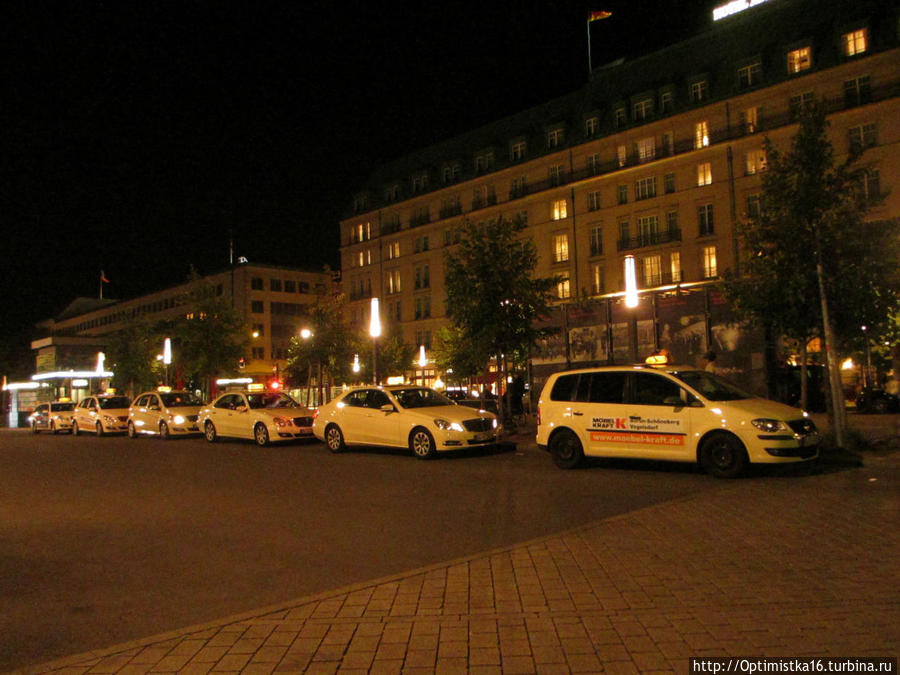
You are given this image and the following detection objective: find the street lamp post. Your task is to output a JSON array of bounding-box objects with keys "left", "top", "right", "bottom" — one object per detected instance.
[
  {"left": 418, "top": 345, "right": 427, "bottom": 386},
  {"left": 163, "top": 338, "right": 172, "bottom": 386},
  {"left": 369, "top": 298, "right": 382, "bottom": 385}
]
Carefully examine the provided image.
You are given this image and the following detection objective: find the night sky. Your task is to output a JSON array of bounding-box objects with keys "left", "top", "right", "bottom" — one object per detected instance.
[{"left": 2, "top": 1, "right": 712, "bottom": 373}]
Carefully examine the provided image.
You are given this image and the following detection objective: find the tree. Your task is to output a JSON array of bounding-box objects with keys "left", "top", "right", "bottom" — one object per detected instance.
[
  {"left": 444, "top": 215, "right": 559, "bottom": 421},
  {"left": 724, "top": 100, "right": 900, "bottom": 444},
  {"left": 106, "top": 318, "right": 166, "bottom": 397},
  {"left": 173, "top": 280, "right": 249, "bottom": 397}
]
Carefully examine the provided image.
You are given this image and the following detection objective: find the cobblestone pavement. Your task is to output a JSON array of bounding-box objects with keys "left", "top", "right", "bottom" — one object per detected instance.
[{"left": 8, "top": 416, "right": 899, "bottom": 674}]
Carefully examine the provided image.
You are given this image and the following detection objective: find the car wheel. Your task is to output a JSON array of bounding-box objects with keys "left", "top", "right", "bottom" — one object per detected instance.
[
  {"left": 325, "top": 424, "right": 345, "bottom": 453},
  {"left": 410, "top": 427, "right": 437, "bottom": 459},
  {"left": 31, "top": 422, "right": 39, "bottom": 434},
  {"left": 159, "top": 421, "right": 170, "bottom": 440},
  {"left": 128, "top": 422, "right": 138, "bottom": 439},
  {"left": 204, "top": 420, "right": 218, "bottom": 443},
  {"left": 72, "top": 421, "right": 80, "bottom": 436},
  {"left": 96, "top": 421, "right": 104, "bottom": 437},
  {"left": 550, "top": 429, "right": 585, "bottom": 469},
  {"left": 254, "top": 423, "right": 270, "bottom": 447},
  {"left": 700, "top": 432, "right": 748, "bottom": 479}
]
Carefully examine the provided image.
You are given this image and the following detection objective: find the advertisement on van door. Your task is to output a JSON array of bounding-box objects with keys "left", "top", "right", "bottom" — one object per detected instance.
[{"left": 589, "top": 415, "right": 686, "bottom": 446}]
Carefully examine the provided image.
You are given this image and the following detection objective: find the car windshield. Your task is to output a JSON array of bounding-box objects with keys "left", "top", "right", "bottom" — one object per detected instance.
[
  {"left": 246, "top": 393, "right": 298, "bottom": 409},
  {"left": 392, "top": 388, "right": 454, "bottom": 409},
  {"left": 98, "top": 396, "right": 132, "bottom": 409},
  {"left": 50, "top": 403, "right": 75, "bottom": 411},
  {"left": 160, "top": 392, "right": 204, "bottom": 407},
  {"left": 670, "top": 370, "right": 754, "bottom": 401}
]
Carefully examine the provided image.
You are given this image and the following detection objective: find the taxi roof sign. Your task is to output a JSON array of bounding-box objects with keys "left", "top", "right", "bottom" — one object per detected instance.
[{"left": 645, "top": 350, "right": 672, "bottom": 367}]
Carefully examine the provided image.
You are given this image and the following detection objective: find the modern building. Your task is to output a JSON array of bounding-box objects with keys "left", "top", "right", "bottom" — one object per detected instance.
[
  {"left": 339, "top": 0, "right": 899, "bottom": 394},
  {"left": 24, "top": 263, "right": 335, "bottom": 402}
]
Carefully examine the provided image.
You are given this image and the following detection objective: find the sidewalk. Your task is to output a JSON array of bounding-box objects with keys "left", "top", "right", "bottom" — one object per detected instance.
[{"left": 10, "top": 417, "right": 899, "bottom": 674}]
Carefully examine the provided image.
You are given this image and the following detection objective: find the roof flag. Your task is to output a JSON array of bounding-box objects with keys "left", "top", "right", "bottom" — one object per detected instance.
[{"left": 588, "top": 10, "right": 612, "bottom": 22}]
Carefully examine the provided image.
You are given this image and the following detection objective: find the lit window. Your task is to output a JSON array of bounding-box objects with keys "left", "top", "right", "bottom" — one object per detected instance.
[
  {"left": 690, "top": 80, "right": 708, "bottom": 102},
  {"left": 510, "top": 141, "right": 526, "bottom": 161},
  {"left": 617, "top": 144, "right": 627, "bottom": 167},
  {"left": 738, "top": 61, "right": 761, "bottom": 89},
  {"left": 843, "top": 29, "right": 867, "bottom": 57},
  {"left": 694, "top": 121, "right": 709, "bottom": 149},
  {"left": 551, "top": 199, "right": 567, "bottom": 220},
  {"left": 585, "top": 117, "right": 599, "bottom": 137},
  {"left": 643, "top": 255, "right": 662, "bottom": 287},
  {"left": 670, "top": 251, "right": 682, "bottom": 283},
  {"left": 387, "top": 241, "right": 400, "bottom": 260},
  {"left": 698, "top": 203, "right": 714, "bottom": 235},
  {"left": 635, "top": 176, "right": 657, "bottom": 201},
  {"left": 557, "top": 276, "right": 571, "bottom": 299},
  {"left": 591, "top": 265, "right": 604, "bottom": 295},
  {"left": 741, "top": 106, "right": 759, "bottom": 134},
  {"left": 787, "top": 46, "right": 811, "bottom": 74},
  {"left": 387, "top": 270, "right": 401, "bottom": 295},
  {"left": 703, "top": 246, "right": 718, "bottom": 278},
  {"left": 637, "top": 137, "right": 656, "bottom": 163},
  {"left": 633, "top": 98, "right": 653, "bottom": 121},
  {"left": 553, "top": 234, "right": 569, "bottom": 263},
  {"left": 697, "top": 162, "right": 712, "bottom": 186},
  {"left": 745, "top": 149, "right": 767, "bottom": 175}
]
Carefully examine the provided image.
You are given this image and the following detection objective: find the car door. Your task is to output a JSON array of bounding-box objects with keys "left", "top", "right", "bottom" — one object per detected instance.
[
  {"left": 76, "top": 398, "right": 96, "bottom": 429},
  {"left": 621, "top": 372, "right": 694, "bottom": 460},
  {"left": 131, "top": 394, "right": 151, "bottom": 432},
  {"left": 338, "top": 390, "right": 372, "bottom": 444},
  {"left": 363, "top": 389, "right": 403, "bottom": 447},
  {"left": 210, "top": 394, "right": 242, "bottom": 436},
  {"left": 573, "top": 372, "right": 630, "bottom": 457}
]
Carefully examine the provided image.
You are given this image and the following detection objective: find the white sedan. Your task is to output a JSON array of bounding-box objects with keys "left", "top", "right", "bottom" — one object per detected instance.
[
  {"left": 313, "top": 386, "right": 499, "bottom": 459},
  {"left": 198, "top": 390, "right": 315, "bottom": 446},
  {"left": 128, "top": 390, "right": 205, "bottom": 439}
]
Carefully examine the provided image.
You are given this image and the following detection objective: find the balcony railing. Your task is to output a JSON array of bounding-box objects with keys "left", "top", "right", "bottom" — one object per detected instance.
[{"left": 618, "top": 227, "right": 682, "bottom": 252}]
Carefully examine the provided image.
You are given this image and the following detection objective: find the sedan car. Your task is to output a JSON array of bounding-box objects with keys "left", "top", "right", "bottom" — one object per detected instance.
[
  {"left": 312, "top": 385, "right": 500, "bottom": 459},
  {"left": 29, "top": 401, "right": 76, "bottom": 434},
  {"left": 72, "top": 394, "right": 133, "bottom": 436},
  {"left": 198, "top": 390, "right": 315, "bottom": 446},
  {"left": 855, "top": 387, "right": 900, "bottom": 414},
  {"left": 128, "top": 390, "right": 205, "bottom": 439}
]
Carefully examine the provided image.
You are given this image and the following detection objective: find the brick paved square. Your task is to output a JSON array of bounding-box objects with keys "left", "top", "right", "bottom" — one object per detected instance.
[{"left": 470, "top": 646, "right": 501, "bottom": 665}]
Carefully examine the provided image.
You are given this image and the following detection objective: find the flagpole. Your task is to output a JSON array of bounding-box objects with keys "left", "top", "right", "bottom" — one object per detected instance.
[{"left": 587, "top": 19, "right": 592, "bottom": 77}]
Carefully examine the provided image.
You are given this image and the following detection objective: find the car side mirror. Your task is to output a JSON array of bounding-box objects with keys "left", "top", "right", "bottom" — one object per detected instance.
[
  {"left": 236, "top": 405, "right": 248, "bottom": 413},
  {"left": 380, "top": 404, "right": 396, "bottom": 413},
  {"left": 149, "top": 405, "right": 160, "bottom": 411}
]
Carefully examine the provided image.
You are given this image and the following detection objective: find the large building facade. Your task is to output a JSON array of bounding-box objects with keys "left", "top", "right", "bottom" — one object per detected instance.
[{"left": 339, "top": 0, "right": 899, "bottom": 393}]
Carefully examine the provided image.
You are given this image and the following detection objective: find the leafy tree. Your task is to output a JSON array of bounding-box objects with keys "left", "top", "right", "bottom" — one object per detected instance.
[
  {"left": 172, "top": 281, "right": 249, "bottom": 397},
  {"left": 374, "top": 331, "right": 416, "bottom": 384},
  {"left": 106, "top": 318, "right": 166, "bottom": 397},
  {"left": 433, "top": 325, "right": 485, "bottom": 385},
  {"left": 444, "top": 215, "right": 559, "bottom": 420},
  {"left": 724, "top": 100, "right": 900, "bottom": 443}
]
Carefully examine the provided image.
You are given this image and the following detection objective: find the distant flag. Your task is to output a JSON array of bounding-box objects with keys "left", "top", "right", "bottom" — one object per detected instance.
[
  {"left": 588, "top": 10, "right": 612, "bottom": 22},
  {"left": 587, "top": 10, "right": 613, "bottom": 76},
  {"left": 100, "top": 270, "right": 110, "bottom": 284}
]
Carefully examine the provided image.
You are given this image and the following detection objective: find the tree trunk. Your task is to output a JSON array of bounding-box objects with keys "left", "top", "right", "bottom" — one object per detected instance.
[
  {"left": 800, "top": 341, "right": 808, "bottom": 412},
  {"left": 816, "top": 252, "right": 846, "bottom": 446}
]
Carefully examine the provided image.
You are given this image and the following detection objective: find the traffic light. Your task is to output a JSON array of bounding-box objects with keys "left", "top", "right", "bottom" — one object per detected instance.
[{"left": 238, "top": 357, "right": 245, "bottom": 369}]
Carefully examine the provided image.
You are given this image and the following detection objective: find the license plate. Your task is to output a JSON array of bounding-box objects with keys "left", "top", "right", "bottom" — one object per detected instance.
[{"left": 473, "top": 432, "right": 491, "bottom": 442}]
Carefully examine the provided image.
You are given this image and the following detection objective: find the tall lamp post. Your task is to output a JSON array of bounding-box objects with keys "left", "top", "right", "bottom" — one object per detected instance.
[
  {"left": 162, "top": 338, "right": 172, "bottom": 386},
  {"left": 418, "top": 345, "right": 427, "bottom": 386},
  {"left": 624, "top": 255, "right": 640, "bottom": 361},
  {"left": 369, "top": 297, "right": 381, "bottom": 385}
]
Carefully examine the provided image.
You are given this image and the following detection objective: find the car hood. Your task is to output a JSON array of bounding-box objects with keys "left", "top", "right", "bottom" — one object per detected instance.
[
  {"left": 254, "top": 407, "right": 314, "bottom": 418},
  {"left": 163, "top": 406, "right": 204, "bottom": 416},
  {"left": 402, "top": 404, "right": 495, "bottom": 422},
  {"left": 705, "top": 397, "right": 807, "bottom": 420}
]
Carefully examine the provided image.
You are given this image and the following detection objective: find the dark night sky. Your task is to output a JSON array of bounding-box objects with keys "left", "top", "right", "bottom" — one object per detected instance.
[{"left": 2, "top": 1, "right": 712, "bottom": 370}]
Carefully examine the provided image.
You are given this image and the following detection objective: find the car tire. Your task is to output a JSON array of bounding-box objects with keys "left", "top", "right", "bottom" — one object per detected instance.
[
  {"left": 700, "top": 432, "right": 748, "bottom": 479},
  {"left": 204, "top": 421, "right": 218, "bottom": 443},
  {"left": 72, "top": 421, "right": 80, "bottom": 436},
  {"left": 254, "top": 423, "right": 270, "bottom": 447},
  {"left": 128, "top": 422, "right": 138, "bottom": 439},
  {"left": 96, "top": 421, "right": 104, "bottom": 437},
  {"left": 159, "top": 421, "right": 170, "bottom": 440},
  {"left": 550, "top": 429, "right": 585, "bottom": 469},
  {"left": 410, "top": 427, "right": 437, "bottom": 459},
  {"left": 325, "top": 424, "right": 345, "bottom": 453}
]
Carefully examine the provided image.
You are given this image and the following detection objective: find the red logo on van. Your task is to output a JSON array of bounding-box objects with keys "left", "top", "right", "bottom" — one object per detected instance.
[{"left": 615, "top": 418, "right": 627, "bottom": 429}]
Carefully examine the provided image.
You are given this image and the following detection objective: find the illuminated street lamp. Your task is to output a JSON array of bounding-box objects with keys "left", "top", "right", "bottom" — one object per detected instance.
[
  {"left": 163, "top": 338, "right": 172, "bottom": 385},
  {"left": 624, "top": 255, "right": 639, "bottom": 308},
  {"left": 352, "top": 353, "right": 360, "bottom": 374},
  {"left": 369, "top": 297, "right": 382, "bottom": 385},
  {"left": 418, "top": 345, "right": 427, "bottom": 385}
]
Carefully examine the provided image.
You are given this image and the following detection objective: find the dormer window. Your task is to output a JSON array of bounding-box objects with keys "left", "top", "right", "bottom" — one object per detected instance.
[
  {"left": 411, "top": 172, "right": 428, "bottom": 194},
  {"left": 843, "top": 29, "right": 867, "bottom": 57},
  {"left": 510, "top": 140, "right": 526, "bottom": 161},
  {"left": 384, "top": 184, "right": 400, "bottom": 203},
  {"left": 441, "top": 163, "right": 460, "bottom": 184},
  {"left": 787, "top": 46, "right": 812, "bottom": 73},
  {"left": 585, "top": 116, "right": 599, "bottom": 137},
  {"left": 547, "top": 127, "right": 564, "bottom": 149},
  {"left": 690, "top": 79, "right": 708, "bottom": 103},
  {"left": 474, "top": 151, "right": 494, "bottom": 174}
]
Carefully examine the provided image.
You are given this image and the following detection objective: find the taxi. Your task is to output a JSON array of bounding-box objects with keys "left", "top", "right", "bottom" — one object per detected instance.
[
  {"left": 128, "top": 389, "right": 205, "bottom": 439},
  {"left": 72, "top": 393, "right": 133, "bottom": 436},
  {"left": 536, "top": 358, "right": 820, "bottom": 478},
  {"left": 198, "top": 389, "right": 315, "bottom": 446},
  {"left": 29, "top": 400, "right": 76, "bottom": 434},
  {"left": 312, "top": 385, "right": 499, "bottom": 459}
]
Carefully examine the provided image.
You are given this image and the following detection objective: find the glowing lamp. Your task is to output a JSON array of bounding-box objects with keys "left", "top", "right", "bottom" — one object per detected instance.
[
  {"left": 624, "top": 255, "right": 639, "bottom": 308},
  {"left": 369, "top": 298, "right": 382, "bottom": 338},
  {"left": 352, "top": 354, "right": 360, "bottom": 373},
  {"left": 418, "top": 345, "right": 427, "bottom": 368},
  {"left": 163, "top": 338, "right": 172, "bottom": 365}
]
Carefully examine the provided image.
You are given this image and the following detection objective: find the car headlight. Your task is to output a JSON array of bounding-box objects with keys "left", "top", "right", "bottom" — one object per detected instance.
[
  {"left": 172, "top": 415, "right": 186, "bottom": 425},
  {"left": 434, "top": 418, "right": 464, "bottom": 432},
  {"left": 273, "top": 416, "right": 290, "bottom": 427},
  {"left": 492, "top": 418, "right": 498, "bottom": 429},
  {"left": 751, "top": 418, "right": 786, "bottom": 433}
]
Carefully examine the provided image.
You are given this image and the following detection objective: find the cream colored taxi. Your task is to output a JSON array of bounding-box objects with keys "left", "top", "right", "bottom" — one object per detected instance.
[
  {"left": 313, "top": 385, "right": 499, "bottom": 459},
  {"left": 536, "top": 361, "right": 820, "bottom": 478},
  {"left": 29, "top": 400, "right": 76, "bottom": 434},
  {"left": 72, "top": 394, "right": 133, "bottom": 436},
  {"left": 128, "top": 389, "right": 205, "bottom": 439},
  {"left": 198, "top": 390, "right": 315, "bottom": 446}
]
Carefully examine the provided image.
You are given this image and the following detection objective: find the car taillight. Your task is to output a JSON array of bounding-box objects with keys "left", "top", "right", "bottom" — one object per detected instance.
[
  {"left": 313, "top": 409, "right": 319, "bottom": 419},
  {"left": 537, "top": 406, "right": 541, "bottom": 426}
]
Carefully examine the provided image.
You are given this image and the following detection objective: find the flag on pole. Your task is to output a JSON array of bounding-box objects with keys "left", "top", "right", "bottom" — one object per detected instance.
[
  {"left": 100, "top": 270, "right": 110, "bottom": 283},
  {"left": 588, "top": 10, "right": 612, "bottom": 21}
]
